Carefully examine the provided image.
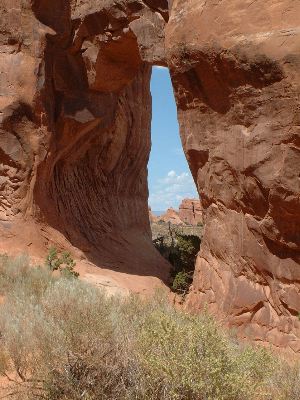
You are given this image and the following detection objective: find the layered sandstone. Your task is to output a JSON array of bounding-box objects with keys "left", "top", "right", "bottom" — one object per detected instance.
[
  {"left": 0, "top": 0, "right": 170, "bottom": 289},
  {"left": 179, "top": 198, "right": 203, "bottom": 226},
  {"left": 0, "top": 0, "right": 300, "bottom": 352},
  {"left": 166, "top": 0, "right": 300, "bottom": 351}
]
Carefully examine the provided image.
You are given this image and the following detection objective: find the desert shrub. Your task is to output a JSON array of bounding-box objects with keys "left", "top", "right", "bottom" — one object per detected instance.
[
  {"left": 267, "top": 360, "right": 300, "bottom": 400},
  {"left": 136, "top": 308, "right": 276, "bottom": 400},
  {"left": 171, "top": 270, "right": 191, "bottom": 293},
  {"left": 45, "top": 247, "right": 79, "bottom": 278},
  {"left": 174, "top": 233, "right": 200, "bottom": 272},
  {"left": 154, "top": 233, "right": 200, "bottom": 294},
  {"left": 0, "top": 254, "right": 54, "bottom": 298},
  {"left": 0, "top": 258, "right": 126, "bottom": 399},
  {"left": 0, "top": 255, "right": 299, "bottom": 400}
]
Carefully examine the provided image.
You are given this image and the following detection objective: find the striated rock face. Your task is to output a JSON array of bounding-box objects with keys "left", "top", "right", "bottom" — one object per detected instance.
[
  {"left": 179, "top": 198, "right": 203, "bottom": 226},
  {"left": 0, "top": 0, "right": 170, "bottom": 283},
  {"left": 166, "top": 0, "right": 300, "bottom": 351},
  {"left": 1, "top": 0, "right": 300, "bottom": 351}
]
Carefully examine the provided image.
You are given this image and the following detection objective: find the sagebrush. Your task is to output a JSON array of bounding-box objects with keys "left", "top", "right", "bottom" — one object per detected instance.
[{"left": 0, "top": 255, "right": 299, "bottom": 399}]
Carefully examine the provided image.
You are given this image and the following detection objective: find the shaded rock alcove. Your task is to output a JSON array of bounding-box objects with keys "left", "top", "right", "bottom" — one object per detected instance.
[
  {"left": 0, "top": 0, "right": 300, "bottom": 352},
  {"left": 0, "top": 0, "right": 170, "bottom": 286}
]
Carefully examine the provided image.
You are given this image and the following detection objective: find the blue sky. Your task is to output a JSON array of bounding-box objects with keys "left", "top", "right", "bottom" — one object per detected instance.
[{"left": 148, "top": 67, "right": 198, "bottom": 211}]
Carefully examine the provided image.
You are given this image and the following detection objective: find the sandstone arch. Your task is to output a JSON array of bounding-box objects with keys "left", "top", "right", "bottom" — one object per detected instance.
[
  {"left": 0, "top": 0, "right": 170, "bottom": 284},
  {"left": 0, "top": 0, "right": 300, "bottom": 352}
]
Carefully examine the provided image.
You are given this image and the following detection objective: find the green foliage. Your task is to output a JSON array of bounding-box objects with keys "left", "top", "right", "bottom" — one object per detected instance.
[
  {"left": 171, "top": 271, "right": 191, "bottom": 293},
  {"left": 174, "top": 233, "right": 200, "bottom": 272},
  {"left": 45, "top": 247, "right": 79, "bottom": 278},
  {"left": 154, "top": 232, "right": 200, "bottom": 294},
  {"left": 0, "top": 255, "right": 299, "bottom": 400}
]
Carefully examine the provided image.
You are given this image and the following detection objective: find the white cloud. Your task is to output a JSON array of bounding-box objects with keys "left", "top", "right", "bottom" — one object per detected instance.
[
  {"left": 167, "top": 170, "right": 176, "bottom": 178},
  {"left": 149, "top": 170, "right": 198, "bottom": 211}
]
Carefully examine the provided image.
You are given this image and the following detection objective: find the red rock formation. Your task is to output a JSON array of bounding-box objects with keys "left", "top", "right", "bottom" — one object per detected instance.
[
  {"left": 179, "top": 198, "right": 203, "bottom": 226},
  {"left": 148, "top": 206, "right": 158, "bottom": 223},
  {"left": 0, "top": 0, "right": 170, "bottom": 286},
  {"left": 1, "top": 0, "right": 300, "bottom": 352},
  {"left": 159, "top": 207, "right": 183, "bottom": 225},
  {"left": 166, "top": 0, "right": 300, "bottom": 352}
]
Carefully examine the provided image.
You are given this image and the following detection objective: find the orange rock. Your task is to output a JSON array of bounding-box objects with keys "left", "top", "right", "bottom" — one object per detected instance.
[
  {"left": 0, "top": 0, "right": 170, "bottom": 291},
  {"left": 159, "top": 208, "right": 183, "bottom": 225},
  {"left": 166, "top": 0, "right": 300, "bottom": 352},
  {"left": 179, "top": 198, "right": 203, "bottom": 225}
]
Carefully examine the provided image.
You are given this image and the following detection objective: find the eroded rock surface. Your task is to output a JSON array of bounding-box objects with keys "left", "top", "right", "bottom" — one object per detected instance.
[
  {"left": 166, "top": 0, "right": 300, "bottom": 352},
  {"left": 179, "top": 198, "right": 203, "bottom": 226},
  {"left": 0, "top": 0, "right": 170, "bottom": 287},
  {"left": 151, "top": 199, "right": 203, "bottom": 226},
  {"left": 159, "top": 207, "right": 182, "bottom": 225},
  {"left": 1, "top": 0, "right": 300, "bottom": 352}
]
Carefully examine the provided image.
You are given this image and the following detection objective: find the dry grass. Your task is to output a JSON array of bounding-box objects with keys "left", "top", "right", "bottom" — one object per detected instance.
[{"left": 0, "top": 254, "right": 299, "bottom": 399}]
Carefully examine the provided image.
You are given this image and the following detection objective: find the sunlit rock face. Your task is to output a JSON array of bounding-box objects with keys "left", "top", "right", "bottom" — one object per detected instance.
[
  {"left": 179, "top": 199, "right": 203, "bottom": 226},
  {"left": 0, "top": 0, "right": 170, "bottom": 281},
  {"left": 1, "top": 0, "right": 300, "bottom": 351},
  {"left": 166, "top": 0, "right": 300, "bottom": 352}
]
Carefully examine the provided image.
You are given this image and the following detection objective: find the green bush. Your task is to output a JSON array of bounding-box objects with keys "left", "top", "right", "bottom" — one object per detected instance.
[
  {"left": 0, "top": 255, "right": 299, "bottom": 400},
  {"left": 171, "top": 271, "right": 191, "bottom": 293},
  {"left": 174, "top": 233, "right": 200, "bottom": 272},
  {"left": 154, "top": 233, "right": 200, "bottom": 294},
  {"left": 45, "top": 247, "right": 79, "bottom": 278}
]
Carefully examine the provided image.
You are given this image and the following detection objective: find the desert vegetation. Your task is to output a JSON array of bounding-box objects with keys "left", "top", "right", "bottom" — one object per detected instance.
[
  {"left": 0, "top": 255, "right": 299, "bottom": 399},
  {"left": 152, "top": 224, "right": 201, "bottom": 294}
]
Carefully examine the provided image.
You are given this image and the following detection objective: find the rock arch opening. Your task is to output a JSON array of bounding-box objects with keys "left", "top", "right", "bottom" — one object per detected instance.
[
  {"left": 148, "top": 66, "right": 202, "bottom": 293},
  {"left": 148, "top": 66, "right": 199, "bottom": 213},
  {"left": 1, "top": 0, "right": 300, "bottom": 351}
]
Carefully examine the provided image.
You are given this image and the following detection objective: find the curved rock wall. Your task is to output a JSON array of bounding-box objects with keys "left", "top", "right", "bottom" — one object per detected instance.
[
  {"left": 166, "top": 0, "right": 300, "bottom": 351},
  {"left": 0, "top": 0, "right": 170, "bottom": 280},
  {"left": 0, "top": 0, "right": 300, "bottom": 351}
]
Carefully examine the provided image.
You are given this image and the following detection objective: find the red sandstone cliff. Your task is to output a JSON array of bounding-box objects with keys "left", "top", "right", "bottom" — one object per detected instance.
[
  {"left": 0, "top": 0, "right": 170, "bottom": 290},
  {"left": 150, "top": 199, "right": 203, "bottom": 226},
  {"left": 158, "top": 207, "right": 183, "bottom": 225},
  {"left": 179, "top": 199, "right": 203, "bottom": 226},
  {"left": 0, "top": 0, "right": 300, "bottom": 352},
  {"left": 166, "top": 0, "right": 300, "bottom": 352}
]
